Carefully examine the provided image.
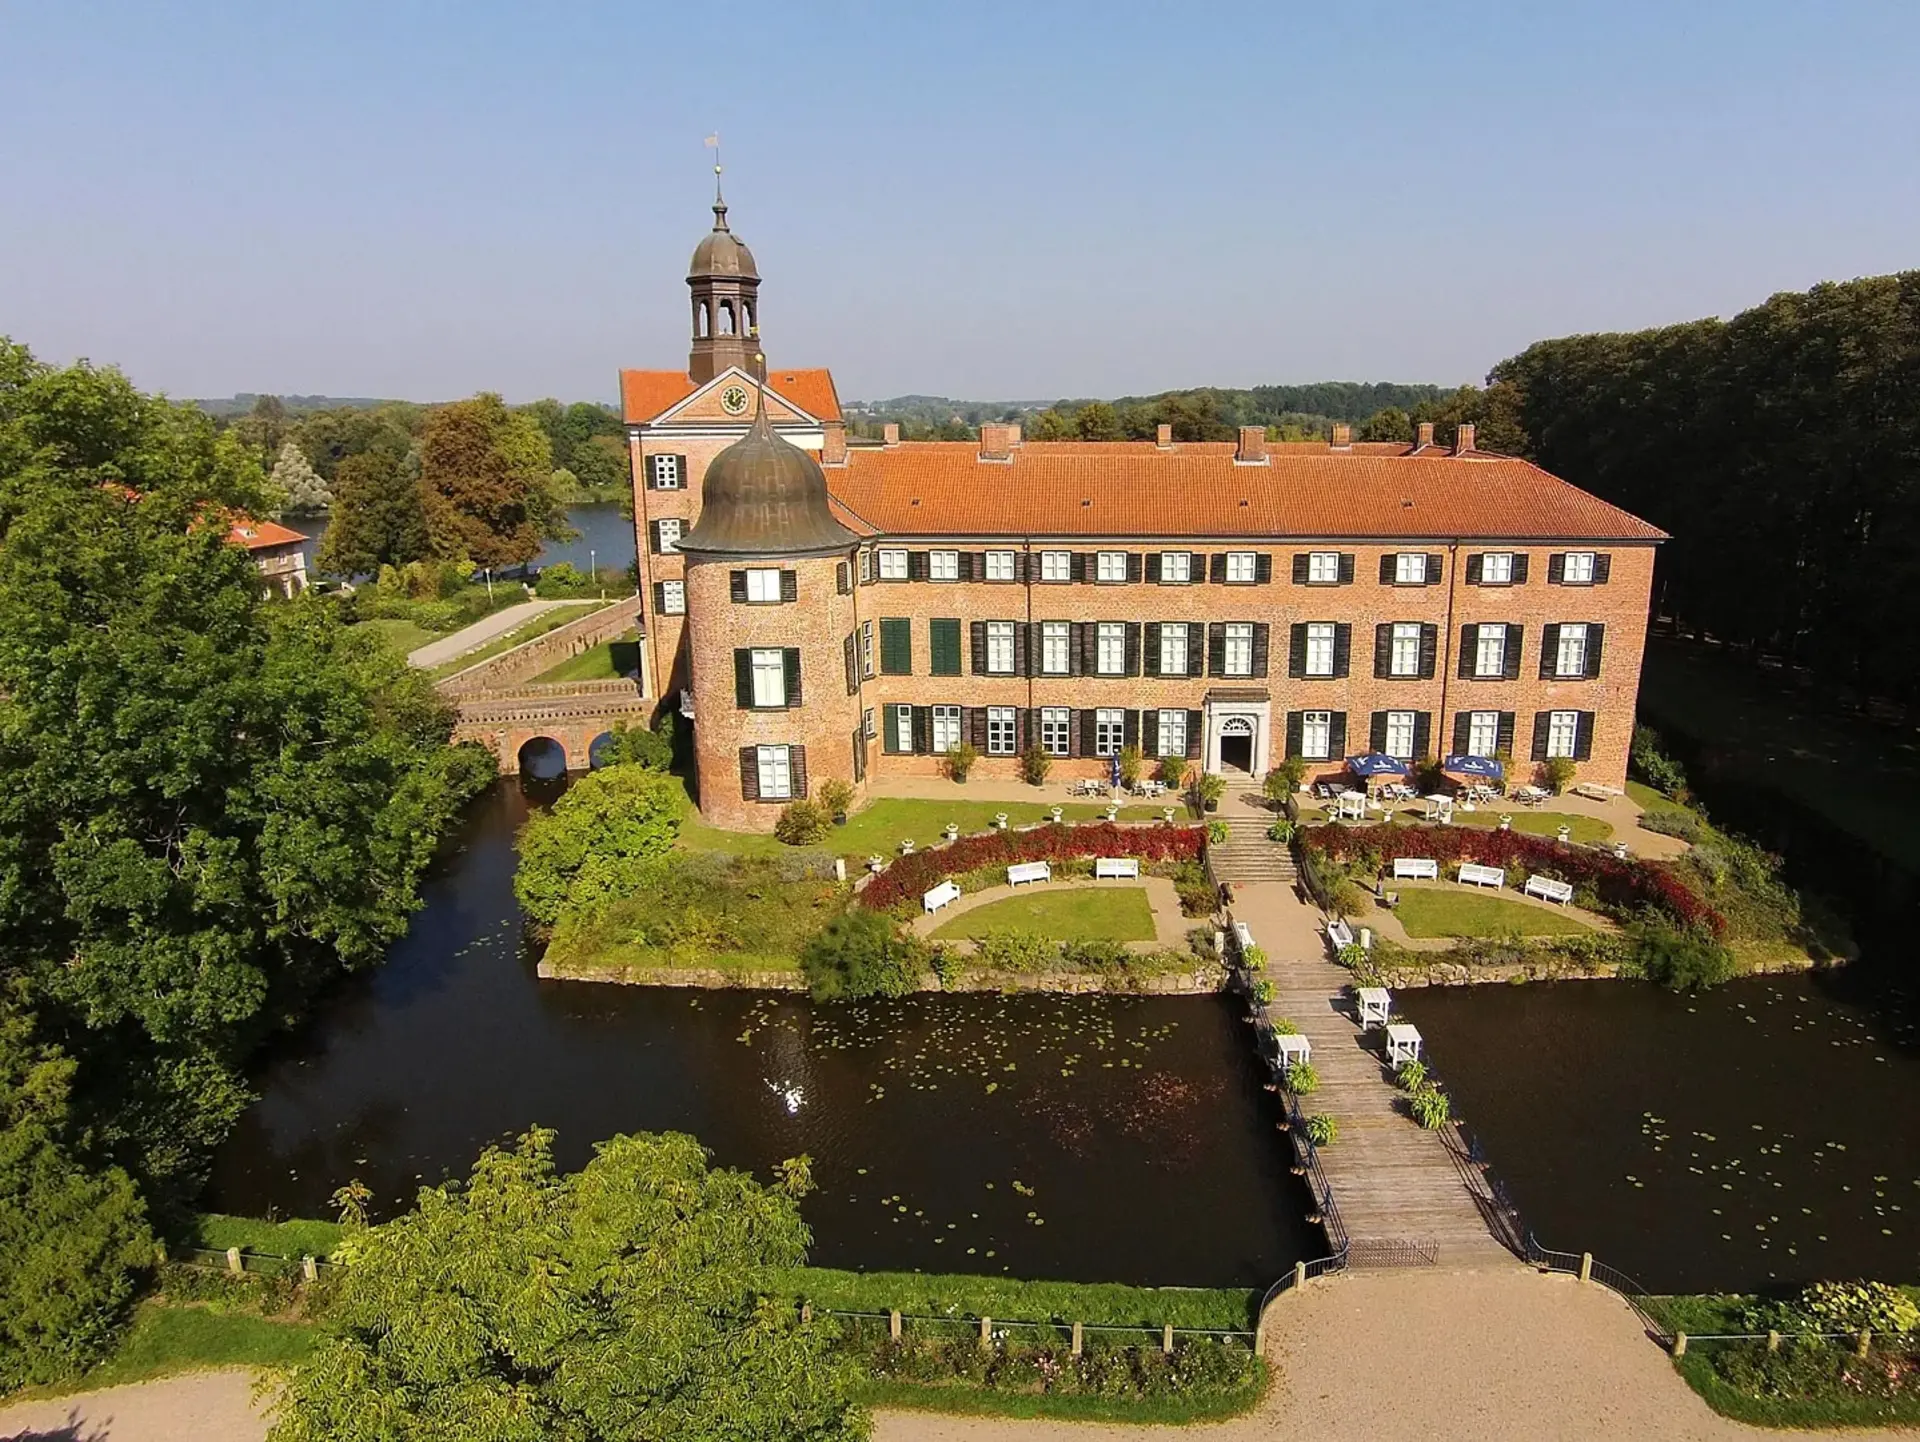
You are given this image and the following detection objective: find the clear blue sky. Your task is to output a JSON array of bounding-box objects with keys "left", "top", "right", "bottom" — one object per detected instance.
[{"left": 3, "top": 1, "right": 1914, "bottom": 406}]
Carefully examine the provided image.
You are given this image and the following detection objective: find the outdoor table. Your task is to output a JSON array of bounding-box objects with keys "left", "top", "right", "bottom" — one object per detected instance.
[
  {"left": 1385, "top": 1023, "right": 1423, "bottom": 1066},
  {"left": 1357, "top": 987, "right": 1391, "bottom": 1027},
  {"left": 1274, "top": 1033, "right": 1311, "bottom": 1068}
]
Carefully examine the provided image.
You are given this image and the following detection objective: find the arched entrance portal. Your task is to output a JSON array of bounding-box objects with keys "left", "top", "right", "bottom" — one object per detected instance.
[
  {"left": 1217, "top": 715, "right": 1255, "bottom": 774},
  {"left": 587, "top": 731, "right": 617, "bottom": 769},
  {"left": 516, "top": 736, "right": 568, "bottom": 781}
]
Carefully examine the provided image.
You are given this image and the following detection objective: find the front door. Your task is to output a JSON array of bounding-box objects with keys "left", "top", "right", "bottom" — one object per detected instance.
[{"left": 1217, "top": 717, "right": 1255, "bottom": 773}]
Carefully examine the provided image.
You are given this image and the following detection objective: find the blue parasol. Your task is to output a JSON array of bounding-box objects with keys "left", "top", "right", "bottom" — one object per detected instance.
[
  {"left": 1345, "top": 753, "right": 1411, "bottom": 778},
  {"left": 1443, "top": 754, "right": 1505, "bottom": 779}
]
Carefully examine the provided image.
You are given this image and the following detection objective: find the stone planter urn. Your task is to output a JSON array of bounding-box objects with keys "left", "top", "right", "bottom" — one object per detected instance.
[
  {"left": 1049, "top": 806, "right": 1063, "bottom": 824},
  {"left": 1105, "top": 805, "right": 1119, "bottom": 823},
  {"left": 944, "top": 823, "right": 960, "bottom": 842},
  {"left": 1556, "top": 824, "right": 1572, "bottom": 845},
  {"left": 868, "top": 855, "right": 885, "bottom": 873},
  {"left": 1499, "top": 815, "right": 1513, "bottom": 831},
  {"left": 1163, "top": 806, "right": 1177, "bottom": 825},
  {"left": 900, "top": 839, "right": 915, "bottom": 856},
  {"left": 1613, "top": 841, "right": 1630, "bottom": 860},
  {"left": 994, "top": 812, "right": 1009, "bottom": 829}
]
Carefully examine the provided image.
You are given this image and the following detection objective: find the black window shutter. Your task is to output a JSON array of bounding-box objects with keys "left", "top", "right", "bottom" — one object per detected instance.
[
  {"left": 1466, "top": 554, "right": 1483, "bottom": 585},
  {"left": 1014, "top": 551, "right": 1029, "bottom": 583},
  {"left": 1209, "top": 553, "right": 1227, "bottom": 584},
  {"left": 1187, "top": 552, "right": 1203, "bottom": 584},
  {"left": 1333, "top": 623, "right": 1352, "bottom": 679},
  {"left": 1254, "top": 553, "right": 1273, "bottom": 584},
  {"left": 729, "top": 570, "right": 748, "bottom": 603},
  {"left": 1070, "top": 552, "right": 1087, "bottom": 583},
  {"left": 844, "top": 632, "right": 857, "bottom": 694},
  {"left": 1209, "top": 622, "right": 1228, "bottom": 678},
  {"left": 783, "top": 648, "right": 802, "bottom": 707},
  {"left": 910, "top": 551, "right": 929, "bottom": 581},
  {"left": 1068, "top": 623, "right": 1086, "bottom": 677},
  {"left": 1497, "top": 712, "right": 1516, "bottom": 756},
  {"left": 1369, "top": 712, "right": 1388, "bottom": 753},
  {"left": 1412, "top": 711, "right": 1432, "bottom": 760},
  {"left": 1373, "top": 623, "right": 1392, "bottom": 679},
  {"left": 1574, "top": 712, "right": 1596, "bottom": 761},
  {"left": 1338, "top": 553, "right": 1355, "bottom": 584},
  {"left": 970, "top": 620, "right": 987, "bottom": 674},
  {"left": 1587, "top": 623, "right": 1605, "bottom": 678},
  {"left": 1328, "top": 712, "right": 1348, "bottom": 759},
  {"left": 733, "top": 649, "right": 752, "bottom": 708},
  {"left": 1419, "top": 623, "right": 1438, "bottom": 679},
  {"left": 1079, "top": 622, "right": 1098, "bottom": 676},
  {"left": 852, "top": 730, "right": 865, "bottom": 782},
  {"left": 1291, "top": 553, "right": 1309, "bottom": 584},
  {"left": 1531, "top": 712, "right": 1551, "bottom": 762},
  {"left": 1452, "top": 712, "right": 1472, "bottom": 755},
  {"left": 1123, "top": 709, "right": 1140, "bottom": 748},
  {"left": 1072, "top": 709, "right": 1091, "bottom": 758},
  {"left": 1379, "top": 554, "right": 1395, "bottom": 584},
  {"left": 1547, "top": 553, "right": 1566, "bottom": 585},
  {"left": 1015, "top": 708, "right": 1030, "bottom": 752},
  {"left": 1127, "top": 553, "right": 1143, "bottom": 583},
  {"left": 1186, "top": 710, "right": 1204, "bottom": 759},
  {"left": 1145, "top": 552, "right": 1160, "bottom": 583},
  {"left": 1458, "top": 624, "right": 1477, "bottom": 678},
  {"left": 1512, "top": 554, "right": 1530, "bottom": 585},
  {"left": 1143, "top": 709, "right": 1160, "bottom": 752},
  {"left": 1189, "top": 627, "right": 1205, "bottom": 677},
  {"left": 782, "top": 569, "right": 799, "bottom": 603},
  {"left": 1593, "top": 554, "right": 1612, "bottom": 584},
  {"left": 1285, "top": 710, "right": 1304, "bottom": 758},
  {"left": 739, "top": 747, "right": 759, "bottom": 801},
  {"left": 969, "top": 706, "right": 988, "bottom": 750},
  {"left": 651, "top": 581, "right": 665, "bottom": 614},
  {"left": 791, "top": 746, "right": 809, "bottom": 800},
  {"left": 1014, "top": 622, "right": 1030, "bottom": 677},
  {"left": 1026, "top": 622, "right": 1043, "bottom": 676},
  {"left": 1539, "top": 623, "right": 1560, "bottom": 679},
  {"left": 836, "top": 561, "right": 850, "bottom": 595},
  {"left": 672, "top": 454, "right": 688, "bottom": 486},
  {"left": 1505, "top": 624, "right": 1524, "bottom": 681},
  {"left": 1426, "top": 553, "right": 1443, "bottom": 584},
  {"left": 882, "top": 704, "right": 903, "bottom": 754},
  {"left": 932, "top": 618, "right": 961, "bottom": 676},
  {"left": 649, "top": 520, "right": 662, "bottom": 554},
  {"left": 1124, "top": 622, "right": 1142, "bottom": 676},
  {"left": 957, "top": 552, "right": 974, "bottom": 581},
  {"left": 912, "top": 706, "right": 932, "bottom": 755},
  {"left": 1250, "top": 622, "right": 1270, "bottom": 677},
  {"left": 1143, "top": 622, "right": 1161, "bottom": 677},
  {"left": 1288, "top": 623, "right": 1307, "bottom": 678},
  {"left": 880, "top": 617, "right": 909, "bottom": 674}
]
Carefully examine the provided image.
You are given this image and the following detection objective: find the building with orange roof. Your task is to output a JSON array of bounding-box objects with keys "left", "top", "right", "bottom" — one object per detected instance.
[
  {"left": 227, "top": 515, "right": 310, "bottom": 597},
  {"left": 625, "top": 193, "right": 1665, "bottom": 830}
]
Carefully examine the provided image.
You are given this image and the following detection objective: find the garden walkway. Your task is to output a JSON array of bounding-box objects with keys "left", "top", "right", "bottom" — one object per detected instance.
[
  {"left": 909, "top": 877, "right": 1191, "bottom": 950},
  {"left": 1229, "top": 879, "right": 1513, "bottom": 1266},
  {"left": 403, "top": 598, "right": 575, "bottom": 669}
]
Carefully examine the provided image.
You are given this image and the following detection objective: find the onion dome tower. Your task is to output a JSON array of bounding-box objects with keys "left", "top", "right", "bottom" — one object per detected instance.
[
  {"left": 678, "top": 382, "right": 857, "bottom": 558},
  {"left": 687, "top": 173, "right": 761, "bottom": 383}
]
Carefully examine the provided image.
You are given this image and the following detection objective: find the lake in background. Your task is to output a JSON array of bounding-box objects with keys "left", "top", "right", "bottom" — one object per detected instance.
[{"left": 291, "top": 502, "right": 637, "bottom": 585}]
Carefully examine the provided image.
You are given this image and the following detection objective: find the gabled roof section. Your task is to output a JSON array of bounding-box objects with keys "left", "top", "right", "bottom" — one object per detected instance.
[
  {"left": 229, "top": 516, "right": 308, "bottom": 550},
  {"left": 824, "top": 442, "right": 1666, "bottom": 542},
  {"left": 620, "top": 366, "right": 842, "bottom": 425}
]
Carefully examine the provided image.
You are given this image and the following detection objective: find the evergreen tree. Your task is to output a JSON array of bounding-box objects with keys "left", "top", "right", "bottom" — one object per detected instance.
[
  {"left": 270, "top": 439, "right": 331, "bottom": 514},
  {"left": 315, "top": 448, "right": 430, "bottom": 576}
]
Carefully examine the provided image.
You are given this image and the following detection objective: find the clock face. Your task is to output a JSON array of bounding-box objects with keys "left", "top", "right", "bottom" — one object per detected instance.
[{"left": 720, "top": 384, "right": 750, "bottom": 416}]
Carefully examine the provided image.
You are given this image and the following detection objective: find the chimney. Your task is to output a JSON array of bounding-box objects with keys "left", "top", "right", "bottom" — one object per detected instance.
[
  {"left": 1330, "top": 422, "right": 1352, "bottom": 450},
  {"left": 1156, "top": 423, "right": 1173, "bottom": 449},
  {"left": 882, "top": 422, "right": 900, "bottom": 447},
  {"left": 821, "top": 421, "right": 847, "bottom": 465},
  {"left": 1453, "top": 422, "right": 1476, "bottom": 455},
  {"left": 979, "top": 423, "right": 1016, "bottom": 461},
  {"left": 1235, "top": 425, "right": 1268, "bottom": 464},
  {"left": 1416, "top": 421, "right": 1435, "bottom": 450}
]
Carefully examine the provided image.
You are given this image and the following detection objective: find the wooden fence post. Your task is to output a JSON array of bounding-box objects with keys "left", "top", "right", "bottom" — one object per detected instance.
[
  {"left": 301, "top": 1255, "right": 319, "bottom": 1283},
  {"left": 800, "top": 1302, "right": 812, "bottom": 1325},
  {"left": 1766, "top": 1330, "right": 1780, "bottom": 1354},
  {"left": 980, "top": 1317, "right": 992, "bottom": 1348},
  {"left": 1162, "top": 1323, "right": 1174, "bottom": 1355},
  {"left": 225, "top": 1247, "right": 244, "bottom": 1276},
  {"left": 1578, "top": 1252, "right": 1593, "bottom": 1283},
  {"left": 153, "top": 1241, "right": 168, "bottom": 1267},
  {"left": 1857, "top": 1329, "right": 1871, "bottom": 1358},
  {"left": 1071, "top": 1322, "right": 1083, "bottom": 1357},
  {"left": 889, "top": 1310, "right": 901, "bottom": 1342},
  {"left": 1294, "top": 1260, "right": 1307, "bottom": 1291},
  {"left": 1672, "top": 1333, "right": 1687, "bottom": 1357}
]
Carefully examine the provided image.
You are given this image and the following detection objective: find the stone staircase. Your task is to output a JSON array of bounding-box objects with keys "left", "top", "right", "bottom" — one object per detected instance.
[{"left": 1205, "top": 810, "right": 1298, "bottom": 885}]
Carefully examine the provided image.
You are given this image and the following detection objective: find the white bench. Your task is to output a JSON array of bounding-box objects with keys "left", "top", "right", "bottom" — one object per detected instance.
[
  {"left": 922, "top": 881, "right": 962, "bottom": 914},
  {"left": 1457, "top": 862, "right": 1505, "bottom": 890},
  {"left": 1233, "top": 921, "right": 1255, "bottom": 954},
  {"left": 1007, "top": 861, "right": 1051, "bottom": 887},
  {"left": 1524, "top": 874, "right": 1575, "bottom": 905},
  {"left": 1095, "top": 857, "right": 1139, "bottom": 879},
  {"left": 1392, "top": 857, "right": 1439, "bottom": 881},
  {"left": 1327, "top": 917, "right": 1356, "bottom": 953}
]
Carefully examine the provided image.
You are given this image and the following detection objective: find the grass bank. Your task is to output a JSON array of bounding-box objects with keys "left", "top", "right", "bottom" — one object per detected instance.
[
  {"left": 194, "top": 1213, "right": 346, "bottom": 1260},
  {"left": 429, "top": 600, "right": 605, "bottom": 678},
  {"left": 1455, "top": 808, "right": 1613, "bottom": 845},
  {"left": 780, "top": 1267, "right": 1257, "bottom": 1330},
  {"left": 855, "top": 1367, "right": 1267, "bottom": 1425},
  {"left": 1392, "top": 887, "right": 1598, "bottom": 940},
  {"left": 533, "top": 632, "right": 640, "bottom": 683},
  {"left": 932, "top": 887, "right": 1157, "bottom": 943}
]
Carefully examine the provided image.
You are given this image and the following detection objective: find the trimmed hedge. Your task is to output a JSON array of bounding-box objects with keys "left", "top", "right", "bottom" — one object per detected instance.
[
  {"left": 860, "top": 823, "right": 1204, "bottom": 913},
  {"left": 1301, "top": 823, "right": 1724, "bottom": 936}
]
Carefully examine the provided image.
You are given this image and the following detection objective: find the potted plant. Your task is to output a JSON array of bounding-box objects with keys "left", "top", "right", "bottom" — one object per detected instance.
[
  {"left": 1251, "top": 977, "right": 1276, "bottom": 1007},
  {"left": 1159, "top": 753, "right": 1189, "bottom": 790},
  {"left": 945, "top": 740, "right": 978, "bottom": 784},
  {"left": 1020, "top": 742, "right": 1052, "bottom": 787},
  {"left": 1117, "top": 743, "right": 1143, "bottom": 791},
  {"left": 1264, "top": 756, "right": 1306, "bottom": 809},
  {"left": 1195, "top": 772, "right": 1226, "bottom": 813},
  {"left": 819, "top": 778, "right": 855, "bottom": 827}
]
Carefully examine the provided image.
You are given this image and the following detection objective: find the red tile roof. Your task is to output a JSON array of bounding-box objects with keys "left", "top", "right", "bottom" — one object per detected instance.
[
  {"left": 228, "top": 517, "right": 308, "bottom": 550},
  {"left": 825, "top": 442, "right": 1665, "bottom": 542},
  {"left": 619, "top": 367, "right": 843, "bottom": 424}
]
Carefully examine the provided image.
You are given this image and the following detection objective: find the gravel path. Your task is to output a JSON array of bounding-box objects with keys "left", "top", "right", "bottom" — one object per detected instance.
[
  {"left": 403, "top": 598, "right": 571, "bottom": 670},
  {"left": 0, "top": 1368, "right": 269, "bottom": 1442}
]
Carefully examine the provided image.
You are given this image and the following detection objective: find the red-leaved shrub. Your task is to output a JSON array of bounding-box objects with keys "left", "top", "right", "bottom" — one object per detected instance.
[{"left": 859, "top": 823, "right": 1204, "bottom": 913}]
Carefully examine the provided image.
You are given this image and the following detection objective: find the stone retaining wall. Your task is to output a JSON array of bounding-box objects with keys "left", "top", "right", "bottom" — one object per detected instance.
[
  {"left": 438, "top": 594, "right": 644, "bottom": 697},
  {"left": 1363, "top": 953, "right": 1820, "bottom": 988},
  {"left": 536, "top": 958, "right": 1227, "bottom": 995}
]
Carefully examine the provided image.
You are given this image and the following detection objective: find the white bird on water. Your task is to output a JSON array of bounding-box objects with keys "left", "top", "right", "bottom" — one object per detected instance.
[{"left": 765, "top": 1078, "right": 805, "bottom": 1114}]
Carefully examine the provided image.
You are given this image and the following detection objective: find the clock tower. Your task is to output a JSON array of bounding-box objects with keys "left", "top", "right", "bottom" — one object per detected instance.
[{"left": 686, "top": 178, "right": 761, "bottom": 384}]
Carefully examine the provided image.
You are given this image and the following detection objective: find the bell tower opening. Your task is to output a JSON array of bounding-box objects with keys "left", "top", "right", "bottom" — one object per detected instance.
[{"left": 686, "top": 163, "right": 761, "bottom": 384}]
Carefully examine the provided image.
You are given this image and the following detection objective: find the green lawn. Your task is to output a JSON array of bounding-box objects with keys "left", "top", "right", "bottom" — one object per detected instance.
[
  {"left": 1392, "top": 886, "right": 1596, "bottom": 939},
  {"left": 429, "top": 601, "right": 605, "bottom": 678},
  {"left": 854, "top": 1371, "right": 1267, "bottom": 1426},
  {"left": 1627, "top": 780, "right": 1690, "bottom": 818},
  {"left": 194, "top": 1213, "right": 346, "bottom": 1260},
  {"left": 357, "top": 617, "right": 436, "bottom": 655},
  {"left": 1452, "top": 809, "right": 1614, "bottom": 844},
  {"left": 533, "top": 633, "right": 641, "bottom": 683},
  {"left": 932, "top": 886, "right": 1156, "bottom": 943},
  {"left": 54, "top": 1304, "right": 318, "bottom": 1394}
]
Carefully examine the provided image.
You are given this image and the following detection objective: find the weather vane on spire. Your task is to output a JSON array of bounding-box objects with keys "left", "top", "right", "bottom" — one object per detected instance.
[{"left": 705, "top": 132, "right": 723, "bottom": 200}]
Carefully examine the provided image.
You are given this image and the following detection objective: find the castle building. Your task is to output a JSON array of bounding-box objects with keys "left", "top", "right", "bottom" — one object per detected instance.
[{"left": 625, "top": 194, "right": 1666, "bottom": 831}]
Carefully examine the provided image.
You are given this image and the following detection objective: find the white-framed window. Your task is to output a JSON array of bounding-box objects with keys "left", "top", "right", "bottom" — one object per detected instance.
[
  {"left": 1041, "top": 621, "right": 1070, "bottom": 675},
  {"left": 986, "top": 707, "right": 1018, "bottom": 755},
  {"left": 860, "top": 620, "right": 874, "bottom": 679},
  {"left": 1040, "top": 550, "right": 1072, "bottom": 582},
  {"left": 1305, "top": 622, "right": 1336, "bottom": 677},
  {"left": 745, "top": 567, "right": 782, "bottom": 603},
  {"left": 659, "top": 580, "right": 685, "bottom": 615},
  {"left": 858, "top": 548, "right": 873, "bottom": 583},
  {"left": 1481, "top": 552, "right": 1514, "bottom": 584},
  {"left": 1546, "top": 709, "right": 1580, "bottom": 758},
  {"left": 878, "top": 548, "right": 908, "bottom": 580},
  {"left": 893, "top": 706, "right": 914, "bottom": 754},
  {"left": 863, "top": 707, "right": 877, "bottom": 739},
  {"left": 1096, "top": 621, "right": 1126, "bottom": 675},
  {"left": 1225, "top": 551, "right": 1258, "bottom": 583},
  {"left": 1223, "top": 622, "right": 1254, "bottom": 678},
  {"left": 1157, "top": 709, "right": 1188, "bottom": 758},
  {"left": 1389, "top": 622, "right": 1422, "bottom": 678},
  {"left": 1159, "top": 622, "right": 1188, "bottom": 676},
  {"left": 1394, "top": 552, "right": 1427, "bottom": 584},
  {"left": 985, "top": 549, "right": 1016, "bottom": 581},
  {"left": 1384, "top": 710, "right": 1417, "bottom": 760},
  {"left": 750, "top": 648, "right": 786, "bottom": 708},
  {"left": 1160, "top": 551, "right": 1192, "bottom": 583},
  {"left": 1300, "top": 710, "right": 1332, "bottom": 761},
  {"left": 1475, "top": 623, "right": 1508, "bottom": 678},
  {"left": 932, "top": 704, "right": 962, "bottom": 753},
  {"left": 1040, "top": 707, "right": 1072, "bottom": 756},
  {"left": 650, "top": 454, "right": 681, "bottom": 488},
  {"left": 1562, "top": 551, "right": 1596, "bottom": 584},
  {"left": 929, "top": 550, "right": 960, "bottom": 581},
  {"left": 755, "top": 745, "right": 792, "bottom": 800},
  {"left": 1307, "top": 551, "right": 1340, "bottom": 584},
  {"left": 657, "top": 518, "right": 682, "bottom": 554},
  {"left": 1556, "top": 623, "right": 1590, "bottom": 677},
  {"left": 1467, "top": 710, "right": 1501, "bottom": 756},
  {"left": 1094, "top": 708, "right": 1126, "bottom": 757},
  {"left": 1096, "top": 550, "right": 1128, "bottom": 583},
  {"left": 986, "top": 621, "right": 1015, "bottom": 674}
]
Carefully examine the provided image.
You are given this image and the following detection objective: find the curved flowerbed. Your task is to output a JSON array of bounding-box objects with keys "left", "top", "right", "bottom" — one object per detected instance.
[{"left": 858, "top": 821, "right": 1205, "bottom": 913}]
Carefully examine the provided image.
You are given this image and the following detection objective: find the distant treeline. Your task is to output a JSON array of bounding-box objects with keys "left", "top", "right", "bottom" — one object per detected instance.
[{"left": 1490, "top": 270, "right": 1920, "bottom": 705}]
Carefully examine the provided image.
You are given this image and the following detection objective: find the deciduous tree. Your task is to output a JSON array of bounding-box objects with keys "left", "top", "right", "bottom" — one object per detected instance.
[
  {"left": 314, "top": 447, "right": 430, "bottom": 576},
  {"left": 421, "top": 393, "right": 569, "bottom": 569},
  {"left": 514, "top": 765, "right": 685, "bottom": 925}
]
